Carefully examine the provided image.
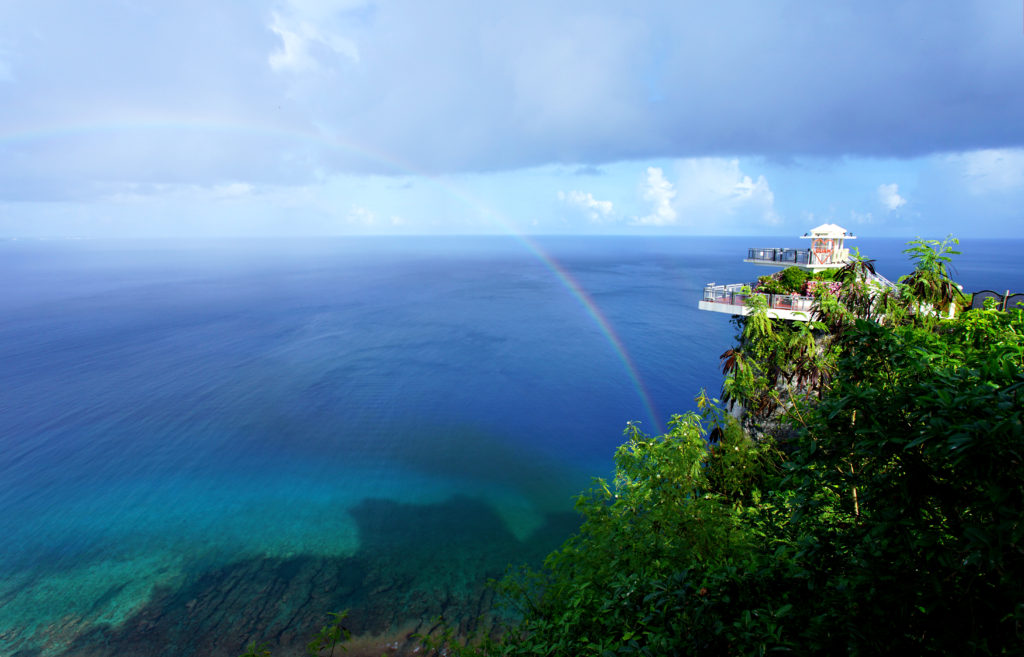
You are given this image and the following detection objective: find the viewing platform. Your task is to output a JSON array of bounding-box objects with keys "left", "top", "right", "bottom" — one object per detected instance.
[
  {"left": 698, "top": 223, "right": 860, "bottom": 322},
  {"left": 745, "top": 247, "right": 812, "bottom": 267},
  {"left": 699, "top": 283, "right": 817, "bottom": 321}
]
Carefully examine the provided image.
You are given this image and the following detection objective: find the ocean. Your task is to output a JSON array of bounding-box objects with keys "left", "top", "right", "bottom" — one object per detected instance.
[{"left": 1, "top": 235, "right": 1021, "bottom": 657}]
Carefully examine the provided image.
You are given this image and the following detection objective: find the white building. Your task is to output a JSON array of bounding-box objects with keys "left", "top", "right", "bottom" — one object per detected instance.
[{"left": 700, "top": 224, "right": 859, "bottom": 322}]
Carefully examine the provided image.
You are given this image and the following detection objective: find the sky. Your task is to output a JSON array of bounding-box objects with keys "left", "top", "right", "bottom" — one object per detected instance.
[{"left": 0, "top": 0, "right": 1022, "bottom": 238}]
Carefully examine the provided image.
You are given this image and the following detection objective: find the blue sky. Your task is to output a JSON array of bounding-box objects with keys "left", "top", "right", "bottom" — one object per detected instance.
[{"left": 0, "top": 1, "right": 1022, "bottom": 237}]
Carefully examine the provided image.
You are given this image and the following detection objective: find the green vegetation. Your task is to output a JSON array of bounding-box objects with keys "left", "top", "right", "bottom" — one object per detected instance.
[
  {"left": 307, "top": 611, "right": 351, "bottom": 657},
  {"left": 429, "top": 238, "right": 1024, "bottom": 656},
  {"left": 899, "top": 235, "right": 964, "bottom": 312},
  {"left": 756, "top": 266, "right": 837, "bottom": 296}
]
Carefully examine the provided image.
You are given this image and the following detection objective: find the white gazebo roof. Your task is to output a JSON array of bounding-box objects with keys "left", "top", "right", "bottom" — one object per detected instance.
[{"left": 801, "top": 223, "right": 855, "bottom": 239}]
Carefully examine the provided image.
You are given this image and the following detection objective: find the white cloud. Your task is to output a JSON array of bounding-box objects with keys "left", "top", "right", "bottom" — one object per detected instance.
[
  {"left": 634, "top": 167, "right": 677, "bottom": 226},
  {"left": 877, "top": 182, "right": 906, "bottom": 210},
  {"left": 734, "top": 171, "right": 779, "bottom": 224},
  {"left": 268, "top": 11, "right": 359, "bottom": 73},
  {"left": 648, "top": 159, "right": 778, "bottom": 227},
  {"left": 268, "top": 17, "right": 315, "bottom": 72},
  {"left": 347, "top": 205, "right": 376, "bottom": 224},
  {"left": 954, "top": 148, "right": 1024, "bottom": 195},
  {"left": 558, "top": 189, "right": 613, "bottom": 221}
]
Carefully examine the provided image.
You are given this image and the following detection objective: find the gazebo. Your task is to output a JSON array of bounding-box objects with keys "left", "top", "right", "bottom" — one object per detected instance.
[{"left": 800, "top": 223, "right": 856, "bottom": 270}]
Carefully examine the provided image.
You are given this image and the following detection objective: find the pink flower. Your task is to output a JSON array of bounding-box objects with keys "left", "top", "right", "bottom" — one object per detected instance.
[{"left": 805, "top": 280, "right": 841, "bottom": 297}]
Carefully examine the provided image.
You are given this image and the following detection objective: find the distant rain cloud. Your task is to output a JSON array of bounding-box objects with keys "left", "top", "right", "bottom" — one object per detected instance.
[
  {"left": 954, "top": 149, "right": 1024, "bottom": 195},
  {"left": 1, "top": 2, "right": 1022, "bottom": 237}
]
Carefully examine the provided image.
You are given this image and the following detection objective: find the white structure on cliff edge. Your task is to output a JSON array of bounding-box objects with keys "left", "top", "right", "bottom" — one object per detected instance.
[{"left": 699, "top": 224, "right": 862, "bottom": 322}]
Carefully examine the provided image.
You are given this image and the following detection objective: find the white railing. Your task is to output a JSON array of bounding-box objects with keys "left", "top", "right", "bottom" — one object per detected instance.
[{"left": 702, "top": 283, "right": 817, "bottom": 314}]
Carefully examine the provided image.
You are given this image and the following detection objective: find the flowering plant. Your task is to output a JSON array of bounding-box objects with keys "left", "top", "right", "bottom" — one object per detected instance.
[{"left": 805, "top": 280, "right": 842, "bottom": 297}]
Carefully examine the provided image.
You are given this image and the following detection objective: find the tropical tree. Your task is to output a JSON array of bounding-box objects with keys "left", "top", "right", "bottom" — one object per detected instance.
[
  {"left": 830, "top": 249, "right": 885, "bottom": 324},
  {"left": 721, "top": 292, "right": 832, "bottom": 437},
  {"left": 898, "top": 235, "right": 965, "bottom": 322}
]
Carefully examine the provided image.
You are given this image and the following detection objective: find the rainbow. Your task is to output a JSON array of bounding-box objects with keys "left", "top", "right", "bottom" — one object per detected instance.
[
  {"left": 1, "top": 117, "right": 663, "bottom": 432},
  {"left": 516, "top": 240, "right": 663, "bottom": 434}
]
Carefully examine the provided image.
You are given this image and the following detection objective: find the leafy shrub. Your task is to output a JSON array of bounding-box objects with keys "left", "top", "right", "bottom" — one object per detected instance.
[
  {"left": 810, "top": 269, "right": 838, "bottom": 282},
  {"left": 777, "top": 266, "right": 810, "bottom": 293},
  {"left": 757, "top": 267, "right": 811, "bottom": 295}
]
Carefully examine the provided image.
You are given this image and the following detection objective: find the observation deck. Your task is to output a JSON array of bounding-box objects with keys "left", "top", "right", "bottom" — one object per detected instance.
[
  {"left": 698, "top": 223, "right": 857, "bottom": 322},
  {"left": 698, "top": 283, "right": 817, "bottom": 322},
  {"left": 744, "top": 247, "right": 812, "bottom": 267}
]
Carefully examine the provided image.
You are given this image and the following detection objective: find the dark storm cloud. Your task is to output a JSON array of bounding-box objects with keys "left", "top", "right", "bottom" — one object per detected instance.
[{"left": 0, "top": 0, "right": 1021, "bottom": 192}]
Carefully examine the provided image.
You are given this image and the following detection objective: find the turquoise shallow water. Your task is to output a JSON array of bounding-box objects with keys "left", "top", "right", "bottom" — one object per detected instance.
[{"left": 1, "top": 236, "right": 1021, "bottom": 656}]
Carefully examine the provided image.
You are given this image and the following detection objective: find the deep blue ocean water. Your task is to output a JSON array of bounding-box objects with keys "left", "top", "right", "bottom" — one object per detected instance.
[{"left": 1, "top": 235, "right": 1021, "bottom": 656}]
